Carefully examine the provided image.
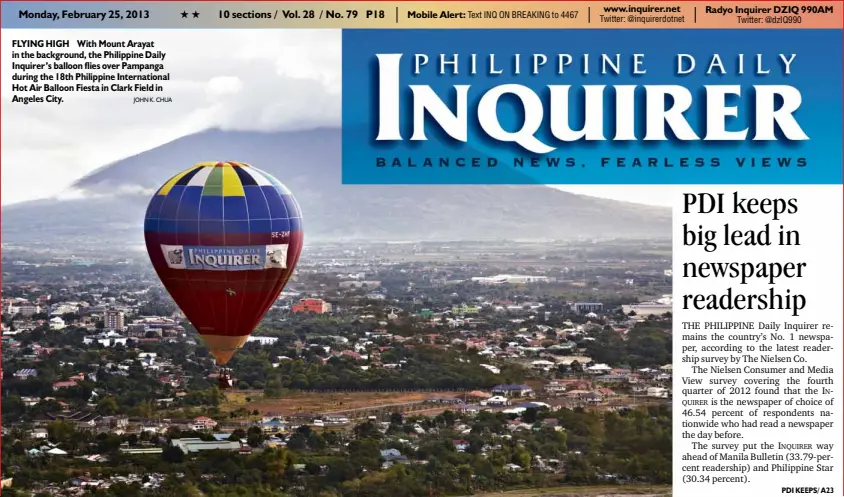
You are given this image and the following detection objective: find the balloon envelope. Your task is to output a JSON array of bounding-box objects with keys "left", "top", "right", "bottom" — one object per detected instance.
[{"left": 144, "top": 161, "right": 303, "bottom": 365}]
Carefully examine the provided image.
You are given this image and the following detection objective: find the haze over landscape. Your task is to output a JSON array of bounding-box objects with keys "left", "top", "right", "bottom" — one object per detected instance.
[
  {"left": 1, "top": 127, "right": 671, "bottom": 244},
  {"left": 2, "top": 30, "right": 672, "bottom": 245}
]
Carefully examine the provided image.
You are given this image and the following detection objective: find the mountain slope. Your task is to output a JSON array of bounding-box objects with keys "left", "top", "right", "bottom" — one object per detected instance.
[{"left": 2, "top": 128, "right": 670, "bottom": 244}]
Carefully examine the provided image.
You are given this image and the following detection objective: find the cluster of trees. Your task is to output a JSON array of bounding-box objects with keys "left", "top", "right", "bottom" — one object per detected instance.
[
  {"left": 231, "top": 345, "right": 526, "bottom": 393},
  {"left": 581, "top": 319, "right": 672, "bottom": 369},
  {"left": 2, "top": 405, "right": 671, "bottom": 497},
  {"left": 2, "top": 327, "right": 224, "bottom": 423}
]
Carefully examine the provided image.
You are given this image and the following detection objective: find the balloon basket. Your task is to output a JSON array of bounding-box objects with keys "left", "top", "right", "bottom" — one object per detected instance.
[{"left": 218, "top": 369, "right": 234, "bottom": 390}]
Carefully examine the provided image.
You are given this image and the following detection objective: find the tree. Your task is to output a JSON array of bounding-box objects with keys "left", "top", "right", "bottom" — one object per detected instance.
[
  {"left": 522, "top": 407, "right": 539, "bottom": 424},
  {"left": 353, "top": 421, "right": 381, "bottom": 440},
  {"left": 2, "top": 395, "right": 26, "bottom": 421},
  {"left": 97, "top": 396, "right": 119, "bottom": 415},
  {"left": 47, "top": 420, "right": 75, "bottom": 442},
  {"left": 348, "top": 438, "right": 382, "bottom": 471},
  {"left": 512, "top": 447, "right": 532, "bottom": 469},
  {"left": 246, "top": 426, "right": 265, "bottom": 447},
  {"left": 287, "top": 432, "right": 307, "bottom": 450},
  {"left": 229, "top": 429, "right": 247, "bottom": 440},
  {"left": 264, "top": 379, "right": 283, "bottom": 398},
  {"left": 161, "top": 444, "right": 185, "bottom": 463}
]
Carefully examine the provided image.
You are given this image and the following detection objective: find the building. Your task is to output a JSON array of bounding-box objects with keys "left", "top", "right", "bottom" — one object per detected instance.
[
  {"left": 581, "top": 392, "right": 604, "bottom": 405},
  {"left": 261, "top": 420, "right": 287, "bottom": 433},
  {"left": 65, "top": 412, "right": 102, "bottom": 430},
  {"left": 191, "top": 416, "right": 218, "bottom": 431},
  {"left": 246, "top": 336, "right": 279, "bottom": 346},
  {"left": 572, "top": 302, "right": 603, "bottom": 313},
  {"left": 418, "top": 309, "right": 434, "bottom": 318},
  {"left": 120, "top": 447, "right": 163, "bottom": 455},
  {"left": 452, "top": 440, "right": 470, "bottom": 452},
  {"left": 262, "top": 413, "right": 283, "bottom": 424},
  {"left": 471, "top": 275, "right": 549, "bottom": 285},
  {"left": 530, "top": 360, "right": 555, "bottom": 371},
  {"left": 480, "top": 364, "right": 500, "bottom": 374},
  {"left": 485, "top": 396, "right": 510, "bottom": 407},
  {"left": 14, "top": 369, "right": 37, "bottom": 379},
  {"left": 491, "top": 384, "right": 534, "bottom": 398},
  {"left": 103, "top": 310, "right": 125, "bottom": 331},
  {"left": 125, "top": 324, "right": 148, "bottom": 337},
  {"left": 544, "top": 381, "right": 568, "bottom": 395},
  {"left": 82, "top": 332, "right": 127, "bottom": 347},
  {"left": 338, "top": 280, "right": 381, "bottom": 289},
  {"left": 323, "top": 415, "right": 350, "bottom": 425},
  {"left": 452, "top": 303, "right": 480, "bottom": 314},
  {"left": 171, "top": 438, "right": 240, "bottom": 454},
  {"left": 291, "top": 298, "right": 332, "bottom": 314},
  {"left": 647, "top": 387, "right": 669, "bottom": 398},
  {"left": 547, "top": 342, "right": 577, "bottom": 353},
  {"left": 621, "top": 303, "right": 672, "bottom": 317},
  {"left": 5, "top": 304, "right": 40, "bottom": 316},
  {"left": 99, "top": 415, "right": 129, "bottom": 430},
  {"left": 131, "top": 317, "right": 181, "bottom": 335},
  {"left": 586, "top": 363, "right": 612, "bottom": 374}
]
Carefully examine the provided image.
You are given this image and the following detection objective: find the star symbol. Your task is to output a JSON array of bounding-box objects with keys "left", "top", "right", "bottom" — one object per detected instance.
[
  {"left": 181, "top": 11, "right": 188, "bottom": 18},
  {"left": 192, "top": 11, "right": 200, "bottom": 18}
]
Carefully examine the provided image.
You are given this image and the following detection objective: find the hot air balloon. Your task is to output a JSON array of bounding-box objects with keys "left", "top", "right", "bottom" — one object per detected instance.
[{"left": 144, "top": 161, "right": 303, "bottom": 389}]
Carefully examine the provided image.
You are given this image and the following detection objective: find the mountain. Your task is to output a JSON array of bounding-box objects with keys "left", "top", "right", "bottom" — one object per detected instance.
[{"left": 2, "top": 128, "right": 670, "bottom": 244}]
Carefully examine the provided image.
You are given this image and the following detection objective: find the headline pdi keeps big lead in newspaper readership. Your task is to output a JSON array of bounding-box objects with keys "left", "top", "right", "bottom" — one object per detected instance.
[{"left": 0, "top": 1, "right": 841, "bottom": 496}]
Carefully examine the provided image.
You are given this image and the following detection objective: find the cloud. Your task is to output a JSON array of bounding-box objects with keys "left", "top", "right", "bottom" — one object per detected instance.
[
  {"left": 552, "top": 186, "right": 676, "bottom": 207},
  {"left": 55, "top": 184, "right": 157, "bottom": 202},
  {"left": 205, "top": 76, "right": 244, "bottom": 97},
  {"left": 1, "top": 29, "right": 341, "bottom": 205}
]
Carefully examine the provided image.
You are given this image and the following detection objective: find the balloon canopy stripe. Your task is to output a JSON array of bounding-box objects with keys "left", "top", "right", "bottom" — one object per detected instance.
[
  {"left": 145, "top": 173, "right": 302, "bottom": 241},
  {"left": 154, "top": 161, "right": 292, "bottom": 197}
]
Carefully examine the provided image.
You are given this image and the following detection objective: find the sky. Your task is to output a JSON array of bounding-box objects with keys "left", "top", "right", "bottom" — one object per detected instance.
[{"left": 1, "top": 30, "right": 671, "bottom": 207}]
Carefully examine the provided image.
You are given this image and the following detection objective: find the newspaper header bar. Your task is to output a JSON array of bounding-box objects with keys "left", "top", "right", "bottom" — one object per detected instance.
[{"left": 2, "top": 1, "right": 841, "bottom": 29}]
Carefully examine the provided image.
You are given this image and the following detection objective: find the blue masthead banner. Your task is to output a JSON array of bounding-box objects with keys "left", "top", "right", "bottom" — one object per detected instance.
[{"left": 341, "top": 29, "right": 842, "bottom": 185}]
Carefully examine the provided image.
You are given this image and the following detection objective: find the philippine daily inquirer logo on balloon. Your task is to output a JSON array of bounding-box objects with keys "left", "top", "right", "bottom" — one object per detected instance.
[{"left": 160, "top": 245, "right": 288, "bottom": 271}]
